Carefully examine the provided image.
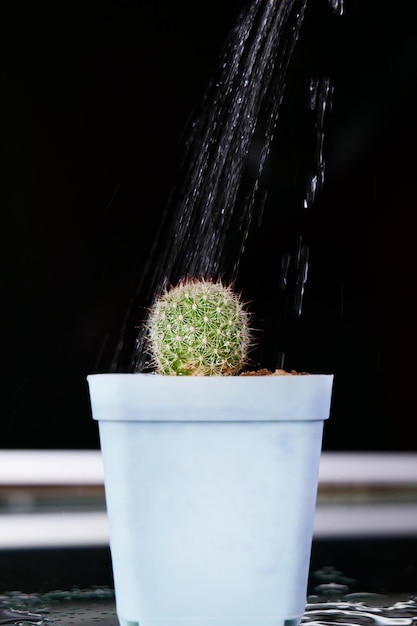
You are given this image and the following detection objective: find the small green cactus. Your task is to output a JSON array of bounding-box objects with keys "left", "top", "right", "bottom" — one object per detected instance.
[{"left": 147, "top": 278, "right": 252, "bottom": 376}]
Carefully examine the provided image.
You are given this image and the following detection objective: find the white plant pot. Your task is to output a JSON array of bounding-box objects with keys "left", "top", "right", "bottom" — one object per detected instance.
[{"left": 87, "top": 373, "right": 333, "bottom": 626}]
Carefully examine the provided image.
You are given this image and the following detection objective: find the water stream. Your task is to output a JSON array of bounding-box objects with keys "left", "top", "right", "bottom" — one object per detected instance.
[{"left": 106, "top": 0, "right": 341, "bottom": 371}]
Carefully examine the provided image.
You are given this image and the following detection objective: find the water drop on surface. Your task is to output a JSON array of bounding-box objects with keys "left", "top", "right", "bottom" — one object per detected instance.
[
  {"left": 314, "top": 582, "right": 350, "bottom": 597},
  {"left": 0, "top": 608, "right": 43, "bottom": 625}
]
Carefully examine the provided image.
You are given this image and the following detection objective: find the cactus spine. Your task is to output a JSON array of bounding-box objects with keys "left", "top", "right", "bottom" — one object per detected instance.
[{"left": 147, "top": 278, "right": 251, "bottom": 376}]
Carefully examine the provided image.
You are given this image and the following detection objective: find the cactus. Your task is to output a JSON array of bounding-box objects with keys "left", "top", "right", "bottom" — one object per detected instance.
[{"left": 147, "top": 278, "right": 252, "bottom": 376}]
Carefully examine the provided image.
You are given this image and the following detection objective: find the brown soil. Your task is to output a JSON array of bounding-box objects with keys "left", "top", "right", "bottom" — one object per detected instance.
[{"left": 240, "top": 368, "right": 308, "bottom": 376}]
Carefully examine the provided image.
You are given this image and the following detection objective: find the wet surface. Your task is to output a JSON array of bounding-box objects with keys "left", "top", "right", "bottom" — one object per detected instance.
[
  {"left": 303, "top": 597, "right": 417, "bottom": 626},
  {"left": 1, "top": 588, "right": 417, "bottom": 626},
  {"left": 0, "top": 589, "right": 116, "bottom": 626}
]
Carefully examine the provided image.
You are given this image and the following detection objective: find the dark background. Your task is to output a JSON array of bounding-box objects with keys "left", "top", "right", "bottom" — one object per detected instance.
[{"left": 1, "top": 1, "right": 415, "bottom": 450}]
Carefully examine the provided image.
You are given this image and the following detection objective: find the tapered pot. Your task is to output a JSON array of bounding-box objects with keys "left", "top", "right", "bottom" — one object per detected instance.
[{"left": 87, "top": 373, "right": 333, "bottom": 626}]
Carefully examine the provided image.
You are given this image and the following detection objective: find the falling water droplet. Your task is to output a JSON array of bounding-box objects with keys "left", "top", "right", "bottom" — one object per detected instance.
[
  {"left": 279, "top": 253, "right": 291, "bottom": 291},
  {"left": 328, "top": 0, "right": 344, "bottom": 16},
  {"left": 304, "top": 173, "right": 318, "bottom": 210},
  {"left": 308, "top": 76, "right": 320, "bottom": 111},
  {"left": 276, "top": 350, "right": 285, "bottom": 369},
  {"left": 303, "top": 76, "right": 333, "bottom": 210},
  {"left": 294, "top": 240, "right": 309, "bottom": 316}
]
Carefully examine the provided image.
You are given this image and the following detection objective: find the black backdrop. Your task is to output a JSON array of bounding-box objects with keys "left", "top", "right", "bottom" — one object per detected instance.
[{"left": 2, "top": 1, "right": 415, "bottom": 450}]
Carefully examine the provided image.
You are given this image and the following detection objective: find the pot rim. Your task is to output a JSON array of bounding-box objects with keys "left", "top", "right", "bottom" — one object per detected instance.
[{"left": 87, "top": 373, "right": 334, "bottom": 423}]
